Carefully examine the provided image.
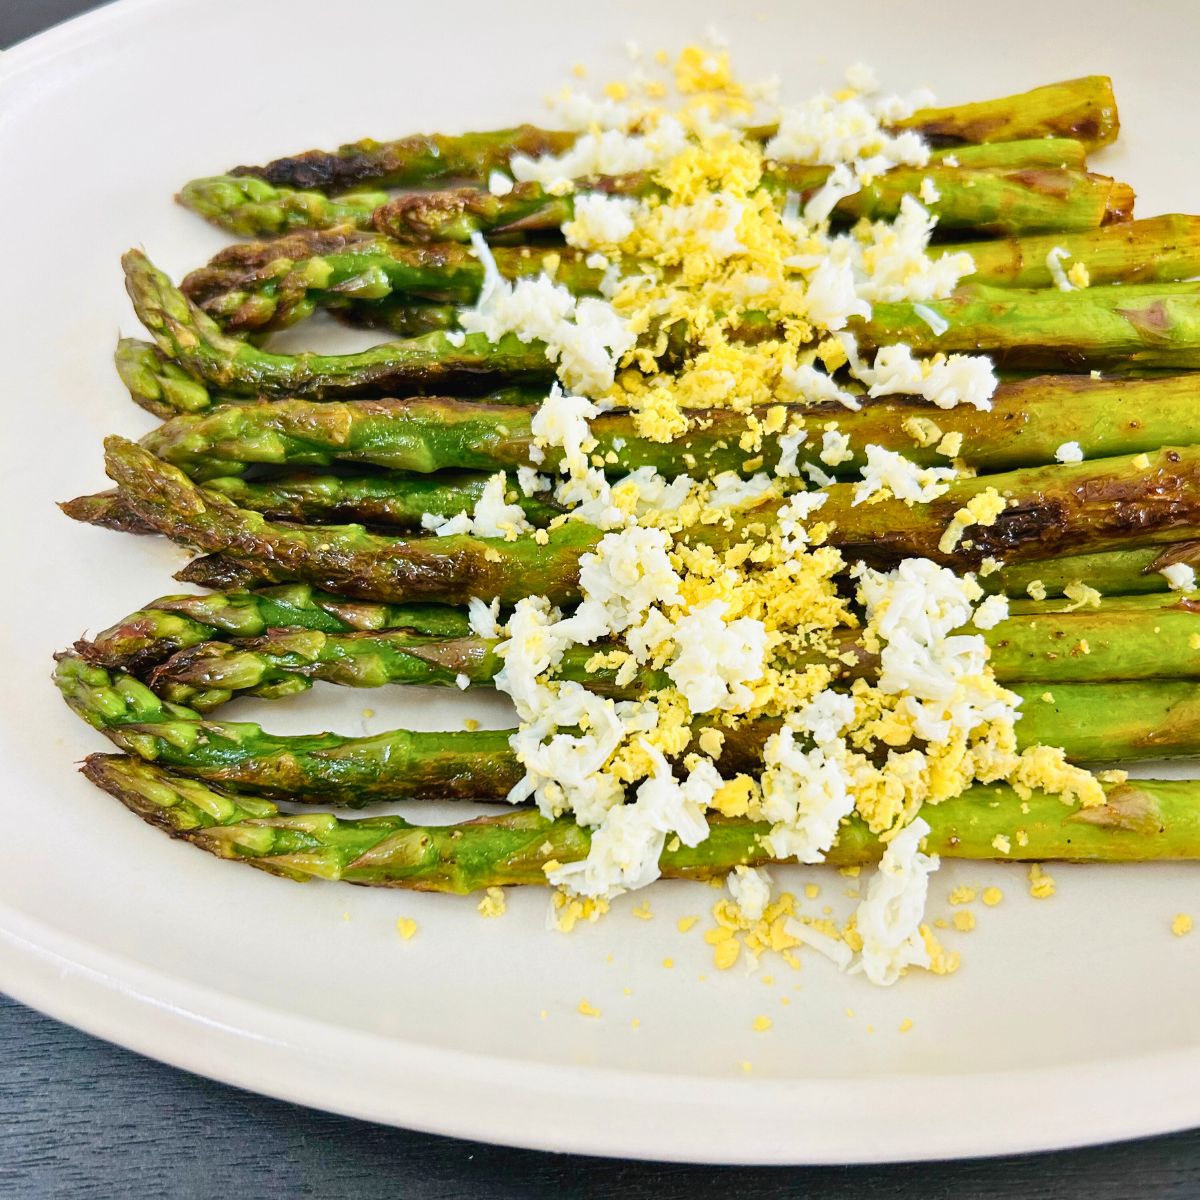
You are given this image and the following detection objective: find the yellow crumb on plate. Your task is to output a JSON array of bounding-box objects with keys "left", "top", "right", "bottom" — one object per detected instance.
[
  {"left": 1028, "top": 863, "right": 1056, "bottom": 899},
  {"left": 578, "top": 999, "right": 601, "bottom": 1018},
  {"left": 477, "top": 887, "right": 506, "bottom": 918},
  {"left": 952, "top": 910, "right": 976, "bottom": 933},
  {"left": 677, "top": 915, "right": 699, "bottom": 933},
  {"left": 1172, "top": 913, "right": 1194, "bottom": 937},
  {"left": 631, "top": 900, "right": 654, "bottom": 920},
  {"left": 395, "top": 917, "right": 418, "bottom": 940},
  {"left": 898, "top": 1018, "right": 914, "bottom": 1033},
  {"left": 752, "top": 1015, "right": 773, "bottom": 1032},
  {"left": 982, "top": 887, "right": 1004, "bottom": 907}
]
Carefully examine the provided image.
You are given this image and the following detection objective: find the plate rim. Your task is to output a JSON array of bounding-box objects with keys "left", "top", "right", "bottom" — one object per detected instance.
[
  {"left": 3, "top": 0, "right": 1200, "bottom": 1165},
  {"left": 6, "top": 895, "right": 1200, "bottom": 1164}
]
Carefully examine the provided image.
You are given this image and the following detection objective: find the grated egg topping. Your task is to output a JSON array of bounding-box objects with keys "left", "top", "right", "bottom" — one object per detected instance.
[{"left": 441, "top": 45, "right": 1105, "bottom": 986}]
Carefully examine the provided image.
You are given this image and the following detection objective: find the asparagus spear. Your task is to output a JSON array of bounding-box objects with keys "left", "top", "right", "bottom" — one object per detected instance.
[
  {"left": 125, "top": 250, "right": 556, "bottom": 400},
  {"left": 985, "top": 543, "right": 1200, "bottom": 598},
  {"left": 922, "top": 138, "right": 1088, "bottom": 169},
  {"left": 53, "top": 650, "right": 1200, "bottom": 804},
  {"left": 132, "top": 374, "right": 1200, "bottom": 483},
  {"left": 857, "top": 283, "right": 1200, "bottom": 369},
  {"left": 133, "top": 249, "right": 1200, "bottom": 401},
  {"left": 177, "top": 175, "right": 389, "bottom": 237},
  {"left": 373, "top": 165, "right": 1131, "bottom": 243},
  {"left": 182, "top": 233, "right": 609, "bottom": 334},
  {"left": 104, "top": 436, "right": 602, "bottom": 606},
  {"left": 116, "top": 339, "right": 217, "bottom": 419},
  {"left": 223, "top": 78, "right": 1117, "bottom": 194},
  {"left": 143, "top": 594, "right": 1200, "bottom": 712},
  {"left": 59, "top": 491, "right": 157, "bottom": 536},
  {"left": 185, "top": 216, "right": 1200, "bottom": 338},
  {"left": 104, "top": 431, "right": 1200, "bottom": 604},
  {"left": 940, "top": 215, "right": 1200, "bottom": 289},
  {"left": 181, "top": 138, "right": 1089, "bottom": 239},
  {"left": 817, "top": 444, "right": 1200, "bottom": 565},
  {"left": 117, "top": 338, "right": 549, "bottom": 416},
  {"left": 75, "top": 584, "right": 470, "bottom": 675},
  {"left": 889, "top": 75, "right": 1118, "bottom": 149},
  {"left": 64, "top": 468, "right": 563, "bottom": 535},
  {"left": 164, "top": 540, "right": 1200, "bottom": 613},
  {"left": 82, "top": 754, "right": 1199, "bottom": 894},
  {"left": 229, "top": 124, "right": 580, "bottom": 192}
]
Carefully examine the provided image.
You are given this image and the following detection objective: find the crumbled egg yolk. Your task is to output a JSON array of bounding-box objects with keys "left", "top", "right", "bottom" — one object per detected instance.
[
  {"left": 477, "top": 887, "right": 507, "bottom": 917},
  {"left": 1028, "top": 863, "right": 1057, "bottom": 899}
]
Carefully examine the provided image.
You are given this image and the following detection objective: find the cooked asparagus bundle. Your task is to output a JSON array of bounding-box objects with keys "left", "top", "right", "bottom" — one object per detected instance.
[{"left": 60, "top": 58, "right": 1200, "bottom": 937}]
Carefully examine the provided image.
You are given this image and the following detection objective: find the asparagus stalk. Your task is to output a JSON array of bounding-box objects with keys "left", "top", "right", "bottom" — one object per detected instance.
[
  {"left": 185, "top": 216, "right": 1200, "bottom": 338},
  {"left": 125, "top": 250, "right": 555, "bottom": 400},
  {"left": 223, "top": 78, "right": 1117, "bottom": 194},
  {"left": 919, "top": 138, "right": 1088, "bottom": 169},
  {"left": 104, "top": 436, "right": 602, "bottom": 606},
  {"left": 817, "top": 445, "right": 1200, "bottom": 566},
  {"left": 54, "top": 651, "right": 1200, "bottom": 804},
  {"left": 889, "top": 76, "right": 1118, "bottom": 149},
  {"left": 166, "top": 542, "right": 1200, "bottom": 602},
  {"left": 132, "top": 250, "right": 1200, "bottom": 402},
  {"left": 131, "top": 374, "right": 1200, "bottom": 483},
  {"left": 111, "top": 424, "right": 1200, "bottom": 592},
  {"left": 143, "top": 594, "right": 1200, "bottom": 712},
  {"left": 75, "top": 584, "right": 470, "bottom": 675},
  {"left": 985, "top": 543, "right": 1200, "bottom": 598},
  {"left": 116, "top": 339, "right": 217, "bottom": 419},
  {"left": 856, "top": 283, "right": 1200, "bottom": 370},
  {"left": 65, "top": 468, "right": 563, "bottom": 535},
  {"left": 373, "top": 165, "right": 1131, "bottom": 243},
  {"left": 117, "top": 338, "right": 548, "bottom": 416},
  {"left": 182, "top": 234, "right": 610, "bottom": 334},
  {"left": 82, "top": 754, "right": 1200, "bottom": 894},
  {"left": 181, "top": 138, "right": 1089, "bottom": 240},
  {"left": 939, "top": 215, "right": 1200, "bottom": 289},
  {"left": 177, "top": 175, "right": 390, "bottom": 237}
]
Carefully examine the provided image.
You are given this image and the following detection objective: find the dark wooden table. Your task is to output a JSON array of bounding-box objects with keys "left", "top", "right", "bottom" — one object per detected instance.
[{"left": 4, "top": 2, "right": 1200, "bottom": 1194}]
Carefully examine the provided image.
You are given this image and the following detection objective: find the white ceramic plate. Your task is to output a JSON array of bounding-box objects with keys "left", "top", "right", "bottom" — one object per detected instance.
[{"left": 2, "top": 0, "right": 1200, "bottom": 1164}]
